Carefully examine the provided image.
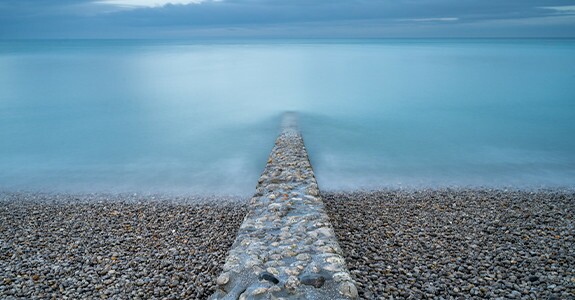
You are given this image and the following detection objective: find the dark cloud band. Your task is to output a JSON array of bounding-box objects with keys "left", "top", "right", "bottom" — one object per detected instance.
[{"left": 1, "top": 0, "right": 574, "bottom": 38}]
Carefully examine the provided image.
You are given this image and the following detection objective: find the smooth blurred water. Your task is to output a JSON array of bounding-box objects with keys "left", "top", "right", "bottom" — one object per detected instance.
[{"left": 1, "top": 39, "right": 574, "bottom": 195}]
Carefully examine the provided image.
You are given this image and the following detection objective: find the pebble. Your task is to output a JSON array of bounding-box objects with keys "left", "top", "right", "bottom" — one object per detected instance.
[
  {"left": 251, "top": 287, "right": 268, "bottom": 295},
  {"left": 324, "top": 189, "right": 575, "bottom": 299},
  {"left": 300, "top": 274, "right": 326, "bottom": 288},
  {"left": 216, "top": 273, "right": 230, "bottom": 286},
  {"left": 339, "top": 281, "right": 359, "bottom": 298},
  {"left": 284, "top": 276, "right": 300, "bottom": 293},
  {"left": 0, "top": 192, "right": 247, "bottom": 300},
  {"left": 295, "top": 253, "right": 311, "bottom": 261}
]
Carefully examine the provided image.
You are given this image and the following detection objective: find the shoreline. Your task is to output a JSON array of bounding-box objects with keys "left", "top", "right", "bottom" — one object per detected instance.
[
  {"left": 1, "top": 188, "right": 574, "bottom": 299},
  {"left": 3, "top": 185, "right": 575, "bottom": 200}
]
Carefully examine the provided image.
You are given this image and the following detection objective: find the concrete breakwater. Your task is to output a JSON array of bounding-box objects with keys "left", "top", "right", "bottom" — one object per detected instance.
[{"left": 211, "top": 113, "right": 358, "bottom": 299}]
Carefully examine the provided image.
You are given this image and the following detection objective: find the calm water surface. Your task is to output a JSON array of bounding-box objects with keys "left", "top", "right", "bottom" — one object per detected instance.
[{"left": 1, "top": 39, "right": 574, "bottom": 195}]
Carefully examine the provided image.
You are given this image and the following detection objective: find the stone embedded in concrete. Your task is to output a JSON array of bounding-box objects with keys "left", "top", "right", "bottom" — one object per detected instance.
[
  {"left": 210, "top": 113, "right": 358, "bottom": 300},
  {"left": 259, "top": 272, "right": 279, "bottom": 284},
  {"left": 301, "top": 274, "right": 326, "bottom": 288}
]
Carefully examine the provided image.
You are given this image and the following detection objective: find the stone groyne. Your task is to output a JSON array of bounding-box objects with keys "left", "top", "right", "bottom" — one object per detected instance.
[{"left": 210, "top": 113, "right": 358, "bottom": 299}]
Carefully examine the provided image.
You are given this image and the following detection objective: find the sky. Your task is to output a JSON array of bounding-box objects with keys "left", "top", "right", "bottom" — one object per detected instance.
[{"left": 1, "top": 0, "right": 575, "bottom": 38}]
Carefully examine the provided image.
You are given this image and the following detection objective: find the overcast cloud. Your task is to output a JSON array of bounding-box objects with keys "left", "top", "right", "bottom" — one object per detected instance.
[{"left": 1, "top": 0, "right": 574, "bottom": 38}]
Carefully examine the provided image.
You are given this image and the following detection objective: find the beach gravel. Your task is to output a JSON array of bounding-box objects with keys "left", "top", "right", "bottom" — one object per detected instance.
[
  {"left": 0, "top": 192, "right": 247, "bottom": 299},
  {"left": 324, "top": 189, "right": 575, "bottom": 299},
  {"left": 2, "top": 189, "right": 574, "bottom": 299}
]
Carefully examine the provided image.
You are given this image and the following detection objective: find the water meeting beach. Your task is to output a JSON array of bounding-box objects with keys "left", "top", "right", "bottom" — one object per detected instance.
[
  {"left": 1, "top": 39, "right": 575, "bottom": 299},
  {"left": 2, "top": 112, "right": 575, "bottom": 300},
  {"left": 1, "top": 189, "right": 574, "bottom": 299}
]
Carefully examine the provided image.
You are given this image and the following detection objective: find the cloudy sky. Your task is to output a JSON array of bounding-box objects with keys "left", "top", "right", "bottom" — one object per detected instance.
[{"left": 1, "top": 0, "right": 575, "bottom": 38}]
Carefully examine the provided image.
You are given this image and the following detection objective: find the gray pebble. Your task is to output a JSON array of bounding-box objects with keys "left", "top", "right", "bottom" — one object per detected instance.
[
  {"left": 300, "top": 274, "right": 326, "bottom": 288},
  {"left": 0, "top": 192, "right": 247, "bottom": 299},
  {"left": 324, "top": 189, "right": 575, "bottom": 299}
]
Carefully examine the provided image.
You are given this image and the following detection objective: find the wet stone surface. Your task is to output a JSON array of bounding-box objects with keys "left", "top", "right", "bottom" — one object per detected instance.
[{"left": 211, "top": 114, "right": 357, "bottom": 300}]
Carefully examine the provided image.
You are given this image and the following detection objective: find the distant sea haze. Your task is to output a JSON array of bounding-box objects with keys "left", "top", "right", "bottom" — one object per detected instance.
[{"left": 0, "top": 39, "right": 574, "bottom": 195}]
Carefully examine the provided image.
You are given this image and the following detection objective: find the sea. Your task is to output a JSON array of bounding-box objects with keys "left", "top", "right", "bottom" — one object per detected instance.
[{"left": 1, "top": 39, "right": 574, "bottom": 195}]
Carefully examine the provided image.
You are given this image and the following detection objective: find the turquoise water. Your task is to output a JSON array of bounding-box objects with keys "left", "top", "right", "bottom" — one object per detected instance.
[{"left": 1, "top": 39, "right": 574, "bottom": 195}]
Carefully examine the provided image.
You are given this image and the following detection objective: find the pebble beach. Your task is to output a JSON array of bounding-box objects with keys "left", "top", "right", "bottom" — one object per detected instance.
[
  {"left": 325, "top": 189, "right": 575, "bottom": 299},
  {"left": 0, "top": 193, "right": 247, "bottom": 299},
  {"left": 1, "top": 189, "right": 574, "bottom": 299}
]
